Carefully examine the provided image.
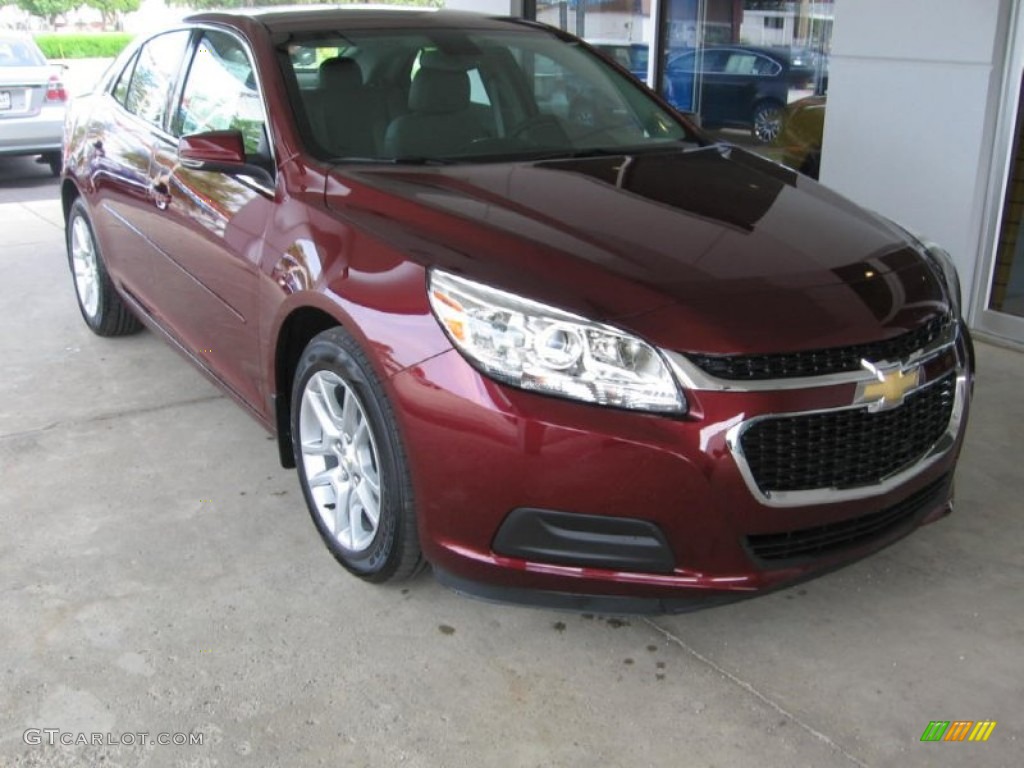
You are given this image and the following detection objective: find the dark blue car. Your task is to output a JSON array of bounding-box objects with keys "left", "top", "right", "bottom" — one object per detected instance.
[
  {"left": 663, "top": 45, "right": 804, "bottom": 144},
  {"left": 590, "top": 40, "right": 650, "bottom": 83}
]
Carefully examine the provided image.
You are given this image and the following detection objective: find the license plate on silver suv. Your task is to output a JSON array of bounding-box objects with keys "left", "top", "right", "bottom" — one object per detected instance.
[{"left": 0, "top": 91, "right": 11, "bottom": 110}]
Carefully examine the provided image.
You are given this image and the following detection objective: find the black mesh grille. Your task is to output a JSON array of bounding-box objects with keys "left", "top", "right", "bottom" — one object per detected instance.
[
  {"left": 740, "top": 374, "right": 956, "bottom": 493},
  {"left": 745, "top": 474, "right": 951, "bottom": 563},
  {"left": 688, "top": 315, "right": 950, "bottom": 380}
]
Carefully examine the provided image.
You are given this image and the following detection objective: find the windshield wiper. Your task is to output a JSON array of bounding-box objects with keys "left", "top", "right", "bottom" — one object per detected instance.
[
  {"left": 328, "top": 156, "right": 457, "bottom": 166},
  {"left": 390, "top": 156, "right": 458, "bottom": 166},
  {"left": 531, "top": 142, "right": 699, "bottom": 162}
]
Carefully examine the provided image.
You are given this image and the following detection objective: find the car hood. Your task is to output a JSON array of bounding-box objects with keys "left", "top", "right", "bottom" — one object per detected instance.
[{"left": 325, "top": 146, "right": 948, "bottom": 355}]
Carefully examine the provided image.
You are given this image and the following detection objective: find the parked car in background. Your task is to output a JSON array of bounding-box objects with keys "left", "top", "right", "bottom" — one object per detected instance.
[
  {"left": 777, "top": 94, "right": 826, "bottom": 178},
  {"left": 0, "top": 32, "right": 67, "bottom": 175},
  {"left": 589, "top": 39, "right": 649, "bottom": 83},
  {"left": 664, "top": 44, "right": 803, "bottom": 143},
  {"left": 788, "top": 45, "right": 829, "bottom": 91},
  {"left": 63, "top": 8, "right": 972, "bottom": 613}
]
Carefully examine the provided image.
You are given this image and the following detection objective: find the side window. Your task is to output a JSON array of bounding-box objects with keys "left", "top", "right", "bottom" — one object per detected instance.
[
  {"left": 668, "top": 51, "right": 695, "bottom": 75},
  {"left": 724, "top": 53, "right": 758, "bottom": 75},
  {"left": 467, "top": 68, "right": 491, "bottom": 107},
  {"left": 671, "top": 50, "right": 728, "bottom": 75},
  {"left": 699, "top": 50, "right": 728, "bottom": 74},
  {"left": 755, "top": 55, "right": 782, "bottom": 76},
  {"left": 123, "top": 31, "right": 190, "bottom": 127},
  {"left": 111, "top": 50, "right": 138, "bottom": 106},
  {"left": 607, "top": 47, "right": 631, "bottom": 69},
  {"left": 174, "top": 31, "right": 267, "bottom": 158}
]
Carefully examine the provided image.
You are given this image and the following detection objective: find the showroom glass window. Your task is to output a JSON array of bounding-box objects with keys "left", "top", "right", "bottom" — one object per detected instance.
[
  {"left": 121, "top": 31, "right": 190, "bottom": 126},
  {"left": 528, "top": 1, "right": 834, "bottom": 179},
  {"left": 531, "top": 0, "right": 654, "bottom": 89}
]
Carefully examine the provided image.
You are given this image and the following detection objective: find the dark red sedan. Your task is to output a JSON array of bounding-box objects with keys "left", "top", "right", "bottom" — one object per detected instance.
[{"left": 62, "top": 8, "right": 972, "bottom": 613}]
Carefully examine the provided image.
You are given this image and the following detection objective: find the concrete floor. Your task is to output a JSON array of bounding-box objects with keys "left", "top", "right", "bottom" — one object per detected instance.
[{"left": 0, "top": 156, "right": 1021, "bottom": 768}]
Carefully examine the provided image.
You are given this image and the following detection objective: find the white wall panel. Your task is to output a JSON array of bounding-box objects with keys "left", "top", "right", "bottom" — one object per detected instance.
[{"left": 822, "top": 0, "right": 1012, "bottom": 313}]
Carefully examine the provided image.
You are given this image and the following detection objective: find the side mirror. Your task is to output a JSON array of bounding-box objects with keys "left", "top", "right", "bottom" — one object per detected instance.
[
  {"left": 179, "top": 130, "right": 247, "bottom": 169},
  {"left": 178, "top": 130, "right": 273, "bottom": 187}
]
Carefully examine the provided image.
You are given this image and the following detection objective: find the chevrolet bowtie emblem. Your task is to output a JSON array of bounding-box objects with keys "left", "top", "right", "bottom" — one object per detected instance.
[{"left": 856, "top": 360, "right": 922, "bottom": 411}]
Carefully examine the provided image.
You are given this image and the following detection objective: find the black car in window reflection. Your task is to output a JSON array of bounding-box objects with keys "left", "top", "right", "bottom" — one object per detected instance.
[{"left": 663, "top": 44, "right": 806, "bottom": 144}]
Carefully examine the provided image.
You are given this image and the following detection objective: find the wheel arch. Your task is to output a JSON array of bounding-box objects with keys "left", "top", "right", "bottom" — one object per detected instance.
[
  {"left": 61, "top": 178, "right": 82, "bottom": 224},
  {"left": 272, "top": 305, "right": 344, "bottom": 468}
]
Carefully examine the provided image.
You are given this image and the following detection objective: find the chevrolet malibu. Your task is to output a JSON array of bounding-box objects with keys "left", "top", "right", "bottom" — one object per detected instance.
[{"left": 62, "top": 8, "right": 972, "bottom": 613}]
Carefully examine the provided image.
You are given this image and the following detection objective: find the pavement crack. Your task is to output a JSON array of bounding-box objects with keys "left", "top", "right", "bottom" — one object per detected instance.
[
  {"left": 0, "top": 394, "right": 226, "bottom": 441},
  {"left": 644, "top": 618, "right": 871, "bottom": 768},
  {"left": 24, "top": 206, "right": 62, "bottom": 231}
]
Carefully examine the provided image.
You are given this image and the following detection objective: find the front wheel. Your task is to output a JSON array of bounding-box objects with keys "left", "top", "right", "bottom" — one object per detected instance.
[
  {"left": 291, "top": 327, "right": 423, "bottom": 582},
  {"left": 751, "top": 101, "right": 784, "bottom": 144},
  {"left": 66, "top": 198, "right": 142, "bottom": 336}
]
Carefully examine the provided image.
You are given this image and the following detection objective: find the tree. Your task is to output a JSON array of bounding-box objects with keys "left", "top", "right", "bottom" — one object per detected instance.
[
  {"left": 14, "top": 0, "right": 75, "bottom": 26},
  {"left": 85, "top": 0, "right": 142, "bottom": 31},
  {"left": 167, "top": 0, "right": 442, "bottom": 9}
]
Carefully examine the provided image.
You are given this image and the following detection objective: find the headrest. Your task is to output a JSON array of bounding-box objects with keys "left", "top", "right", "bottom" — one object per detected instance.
[
  {"left": 319, "top": 57, "right": 363, "bottom": 91},
  {"left": 409, "top": 66, "right": 470, "bottom": 114}
]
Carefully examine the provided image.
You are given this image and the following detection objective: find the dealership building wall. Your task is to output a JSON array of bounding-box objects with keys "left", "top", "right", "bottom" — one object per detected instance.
[
  {"left": 822, "top": 0, "right": 1017, "bottom": 346},
  {"left": 449, "top": 0, "right": 1024, "bottom": 348}
]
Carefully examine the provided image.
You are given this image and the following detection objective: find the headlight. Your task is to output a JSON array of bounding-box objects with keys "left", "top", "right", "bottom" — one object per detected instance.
[{"left": 428, "top": 270, "right": 685, "bottom": 414}]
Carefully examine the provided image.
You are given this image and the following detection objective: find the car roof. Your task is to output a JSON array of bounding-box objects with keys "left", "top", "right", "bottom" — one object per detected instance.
[
  {"left": 669, "top": 44, "right": 789, "bottom": 62},
  {"left": 185, "top": 6, "right": 531, "bottom": 35}
]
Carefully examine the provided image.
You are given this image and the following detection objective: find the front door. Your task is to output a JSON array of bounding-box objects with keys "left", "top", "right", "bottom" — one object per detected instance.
[{"left": 144, "top": 29, "right": 276, "bottom": 410}]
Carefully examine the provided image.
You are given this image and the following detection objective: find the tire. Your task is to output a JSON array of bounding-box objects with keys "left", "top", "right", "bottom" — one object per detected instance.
[
  {"left": 799, "top": 150, "right": 821, "bottom": 180},
  {"left": 751, "top": 100, "right": 784, "bottom": 144},
  {"left": 45, "top": 152, "right": 62, "bottom": 177},
  {"left": 291, "top": 327, "right": 423, "bottom": 583},
  {"left": 66, "top": 198, "right": 142, "bottom": 337}
]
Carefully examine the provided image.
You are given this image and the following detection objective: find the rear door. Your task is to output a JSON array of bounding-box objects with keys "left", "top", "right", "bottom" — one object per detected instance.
[
  {"left": 665, "top": 49, "right": 728, "bottom": 120},
  {"left": 145, "top": 28, "right": 275, "bottom": 409},
  {"left": 85, "top": 31, "right": 192, "bottom": 308},
  {"left": 717, "top": 49, "right": 783, "bottom": 124}
]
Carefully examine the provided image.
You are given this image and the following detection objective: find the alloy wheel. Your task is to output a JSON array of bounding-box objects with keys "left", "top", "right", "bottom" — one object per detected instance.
[
  {"left": 298, "top": 370, "right": 383, "bottom": 553},
  {"left": 70, "top": 214, "right": 100, "bottom": 320},
  {"left": 753, "top": 105, "right": 783, "bottom": 144}
]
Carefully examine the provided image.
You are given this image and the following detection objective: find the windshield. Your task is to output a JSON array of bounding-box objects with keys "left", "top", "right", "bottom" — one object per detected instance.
[{"left": 280, "top": 26, "right": 696, "bottom": 164}]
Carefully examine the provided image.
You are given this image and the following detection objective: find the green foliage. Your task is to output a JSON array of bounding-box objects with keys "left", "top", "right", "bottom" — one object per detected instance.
[
  {"left": 166, "top": 0, "right": 442, "bottom": 8},
  {"left": 84, "top": 0, "right": 142, "bottom": 30},
  {"left": 34, "top": 33, "right": 135, "bottom": 60},
  {"left": 14, "top": 0, "right": 76, "bottom": 25},
  {"left": 85, "top": 0, "right": 141, "bottom": 12}
]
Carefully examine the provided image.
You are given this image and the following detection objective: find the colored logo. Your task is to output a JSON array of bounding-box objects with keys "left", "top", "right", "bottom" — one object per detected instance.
[
  {"left": 920, "top": 720, "right": 997, "bottom": 742},
  {"left": 856, "top": 360, "right": 922, "bottom": 411}
]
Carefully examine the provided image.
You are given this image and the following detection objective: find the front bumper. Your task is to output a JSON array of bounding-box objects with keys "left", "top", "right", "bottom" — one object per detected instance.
[{"left": 389, "top": 324, "right": 972, "bottom": 611}]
